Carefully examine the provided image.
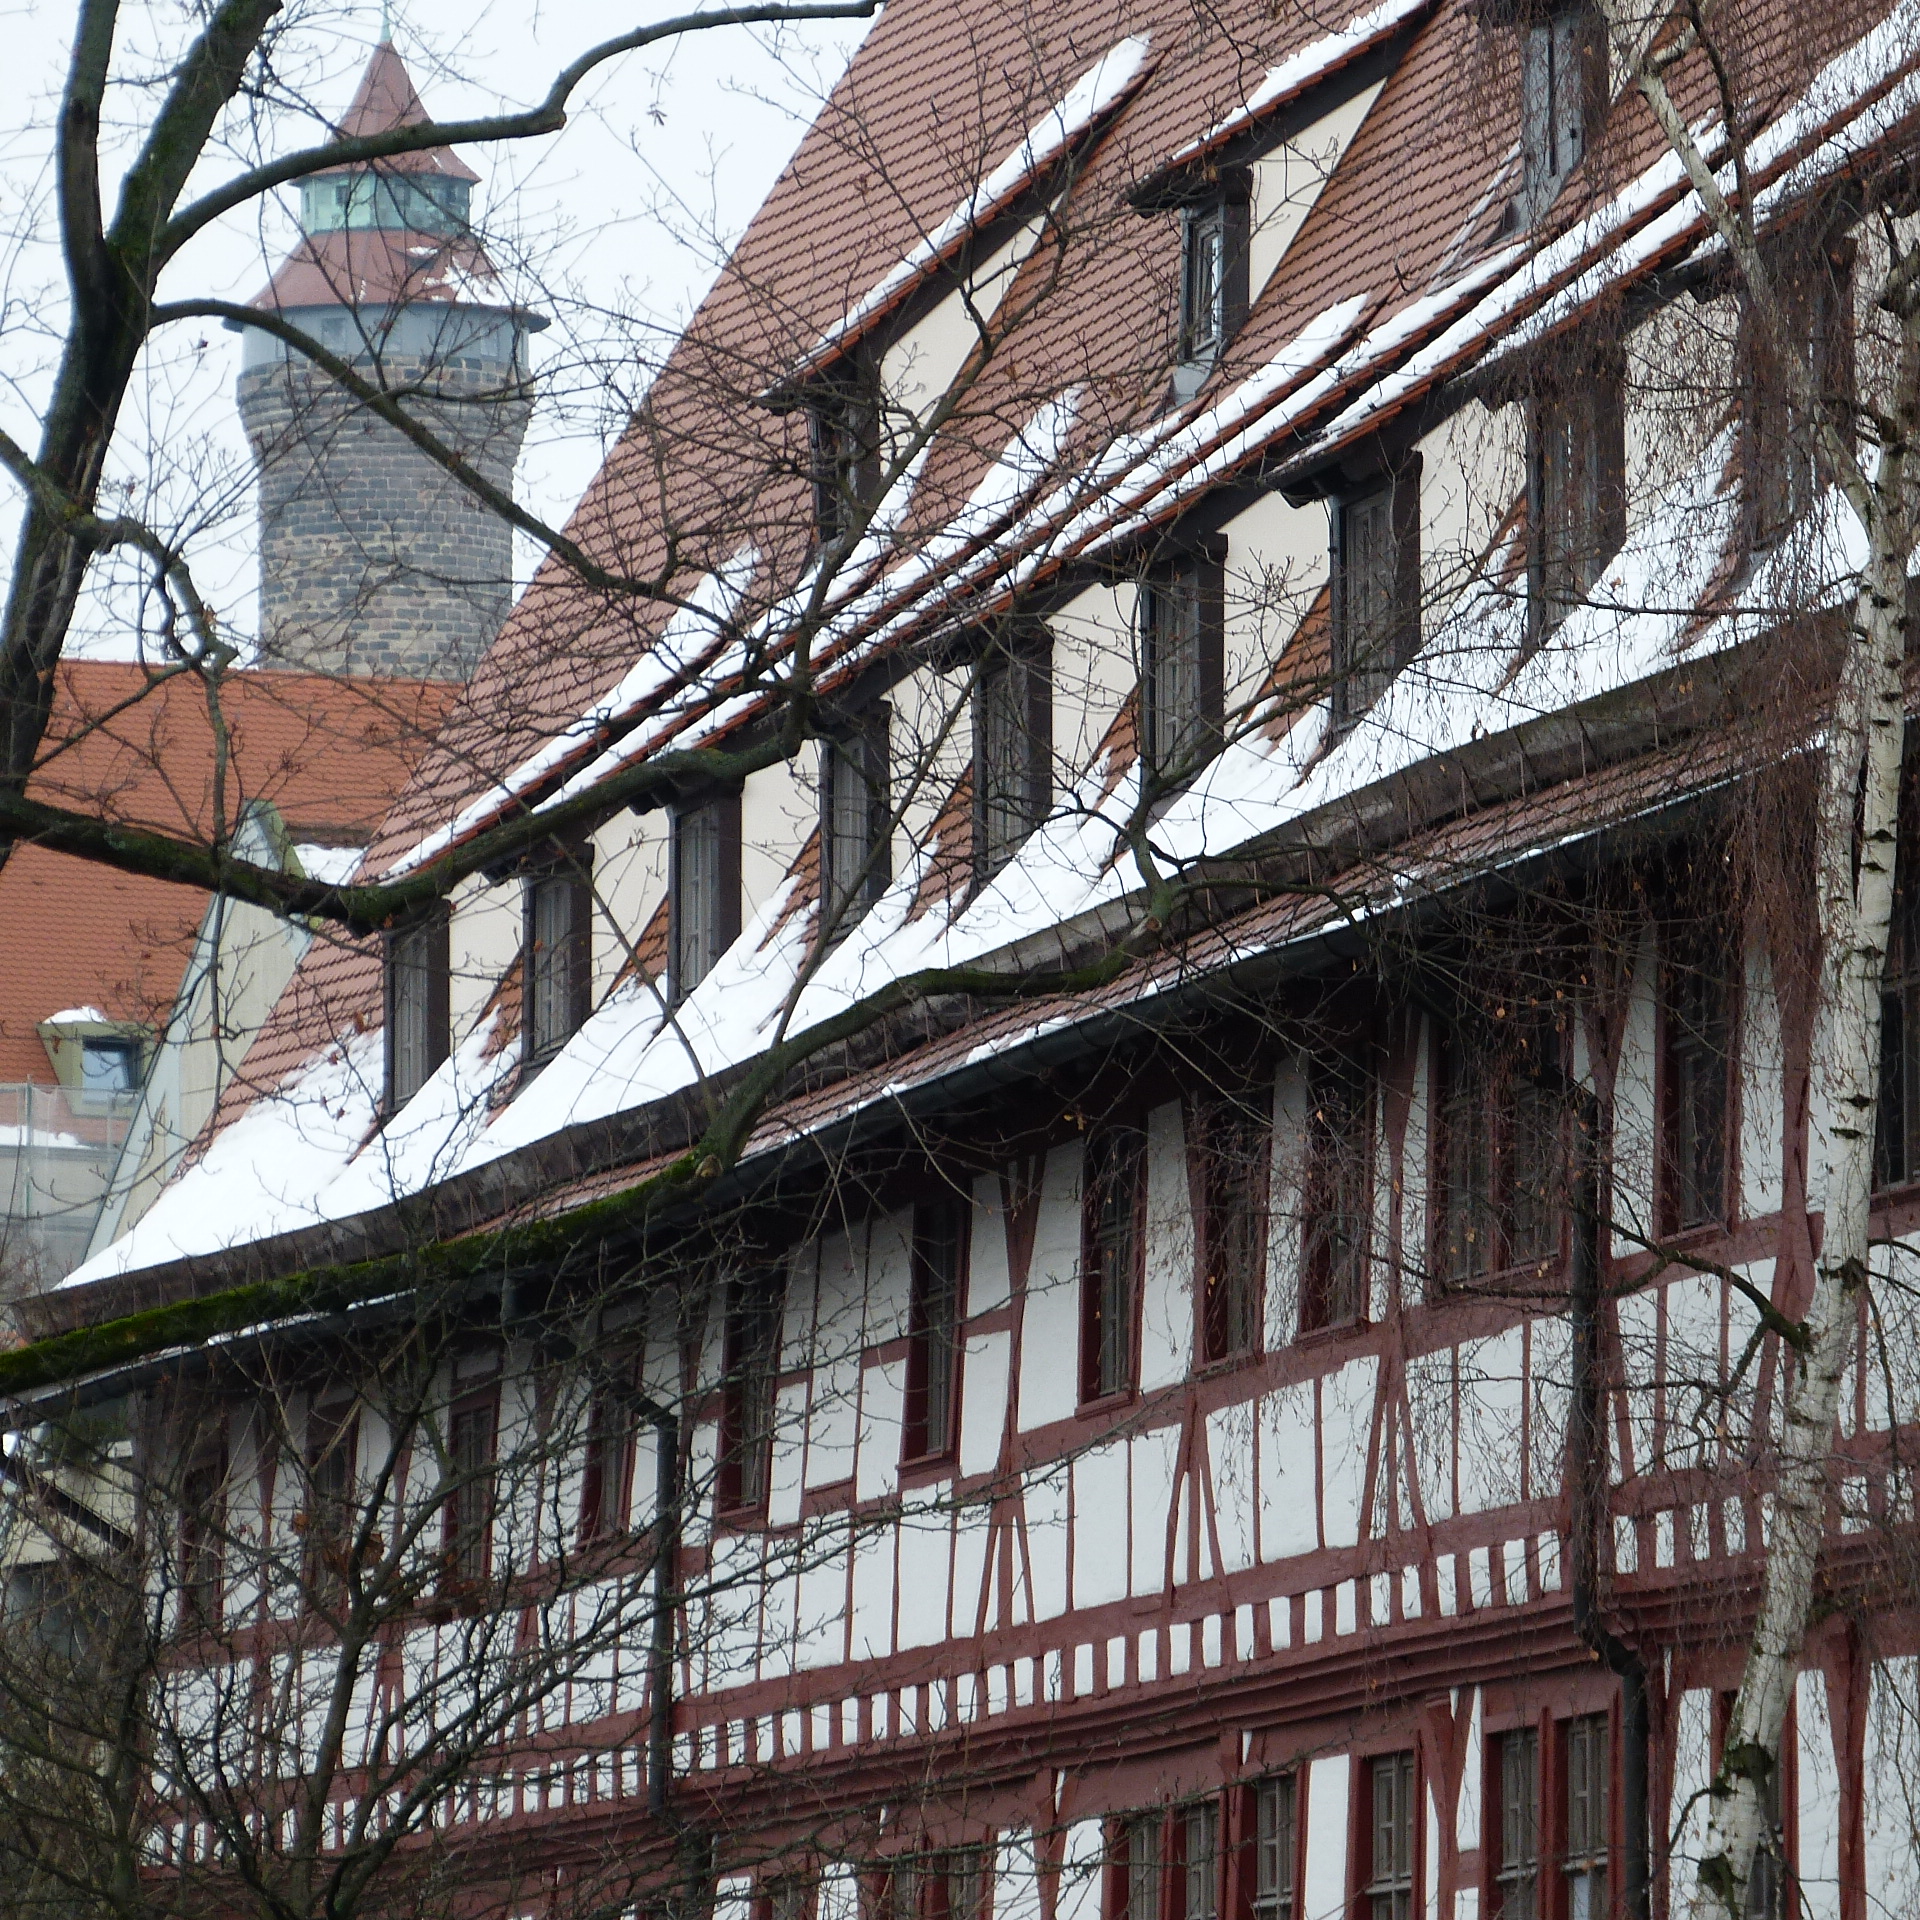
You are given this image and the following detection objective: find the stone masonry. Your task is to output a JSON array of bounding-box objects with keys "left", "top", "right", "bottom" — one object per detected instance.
[{"left": 239, "top": 352, "right": 531, "bottom": 682}]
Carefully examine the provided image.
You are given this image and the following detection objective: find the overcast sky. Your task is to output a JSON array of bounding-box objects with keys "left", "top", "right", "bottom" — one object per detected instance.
[{"left": 0, "top": 0, "right": 871, "bottom": 657}]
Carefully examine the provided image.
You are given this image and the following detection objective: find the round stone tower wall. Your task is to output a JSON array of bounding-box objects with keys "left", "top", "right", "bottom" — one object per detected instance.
[{"left": 238, "top": 352, "right": 531, "bottom": 681}]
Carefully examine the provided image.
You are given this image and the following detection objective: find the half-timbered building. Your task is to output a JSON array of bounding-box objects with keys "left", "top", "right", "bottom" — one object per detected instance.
[{"left": 15, "top": 5, "right": 1920, "bottom": 1920}]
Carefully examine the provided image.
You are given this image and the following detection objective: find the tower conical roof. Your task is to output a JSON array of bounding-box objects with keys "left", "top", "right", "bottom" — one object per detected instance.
[{"left": 318, "top": 40, "right": 479, "bottom": 181}]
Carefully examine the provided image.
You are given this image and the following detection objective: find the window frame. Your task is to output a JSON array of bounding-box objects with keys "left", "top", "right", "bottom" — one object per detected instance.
[
  {"left": 1299, "top": 1054, "right": 1373, "bottom": 1335},
  {"left": 1359, "top": 1750, "right": 1418, "bottom": 1920},
  {"left": 1195, "top": 1091, "right": 1271, "bottom": 1367},
  {"left": 1249, "top": 1773, "right": 1300, "bottom": 1920},
  {"left": 383, "top": 902, "right": 451, "bottom": 1112},
  {"left": 578, "top": 1378, "right": 638, "bottom": 1547},
  {"left": 1178, "top": 177, "right": 1251, "bottom": 371},
  {"left": 670, "top": 791, "right": 743, "bottom": 1001},
  {"left": 1489, "top": 1724, "right": 1542, "bottom": 1920},
  {"left": 178, "top": 1444, "right": 226, "bottom": 1633},
  {"left": 522, "top": 852, "right": 593, "bottom": 1067},
  {"left": 1712, "top": 1690, "right": 1795, "bottom": 1920},
  {"left": 1659, "top": 925, "right": 1738, "bottom": 1236},
  {"left": 81, "top": 1035, "right": 142, "bottom": 1095},
  {"left": 1140, "top": 552, "right": 1226, "bottom": 793},
  {"left": 1329, "top": 458, "right": 1422, "bottom": 733},
  {"left": 1526, "top": 357, "right": 1626, "bottom": 647},
  {"left": 809, "top": 366, "right": 883, "bottom": 547},
  {"left": 1558, "top": 1711, "right": 1611, "bottom": 1920},
  {"left": 302, "top": 1400, "right": 359, "bottom": 1609},
  {"left": 1080, "top": 1125, "right": 1147, "bottom": 1406},
  {"left": 903, "top": 1197, "right": 967, "bottom": 1464},
  {"left": 820, "top": 706, "right": 893, "bottom": 936},
  {"left": 1518, "top": 4, "right": 1604, "bottom": 225},
  {"left": 972, "top": 628, "right": 1053, "bottom": 887},
  {"left": 717, "top": 1271, "right": 785, "bottom": 1518},
  {"left": 441, "top": 1380, "right": 499, "bottom": 1597}
]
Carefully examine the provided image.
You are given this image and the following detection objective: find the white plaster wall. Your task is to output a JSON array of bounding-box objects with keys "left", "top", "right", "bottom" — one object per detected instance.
[
  {"left": 1048, "top": 579, "right": 1137, "bottom": 777},
  {"left": 1072, "top": 1436, "right": 1129, "bottom": 1607},
  {"left": 1219, "top": 487, "right": 1332, "bottom": 715},
  {"left": 1456, "top": 1328, "right": 1524, "bottom": 1513},
  {"left": 969, "top": 1167, "right": 1012, "bottom": 1313},
  {"left": 1023, "top": 1465, "right": 1071, "bottom": 1620},
  {"left": 958, "top": 1329, "right": 1011, "bottom": 1476},
  {"left": 1017, "top": 1141, "right": 1084, "bottom": 1430},
  {"left": 1741, "top": 940, "right": 1786, "bottom": 1219},
  {"left": 1129, "top": 1422, "right": 1180, "bottom": 1596},
  {"left": 1247, "top": 82, "right": 1384, "bottom": 305},
  {"left": 740, "top": 753, "right": 811, "bottom": 923},
  {"left": 1140, "top": 1099, "right": 1194, "bottom": 1390},
  {"left": 1797, "top": 1666, "right": 1843, "bottom": 1920},
  {"left": 1207, "top": 1399, "right": 1258, "bottom": 1574},
  {"left": 1320, "top": 1355, "right": 1378, "bottom": 1547},
  {"left": 1611, "top": 929, "right": 1660, "bottom": 1252},
  {"left": 1668, "top": 1688, "right": 1715, "bottom": 1911},
  {"left": 884, "top": 658, "right": 973, "bottom": 878},
  {"left": 448, "top": 870, "right": 522, "bottom": 1042},
  {"left": 1302, "top": 1755, "right": 1351, "bottom": 1920},
  {"left": 1258, "top": 1378, "right": 1317, "bottom": 1560}
]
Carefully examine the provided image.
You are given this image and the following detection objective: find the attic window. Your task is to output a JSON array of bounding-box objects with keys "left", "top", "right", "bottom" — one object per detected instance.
[
  {"left": 1175, "top": 177, "right": 1250, "bottom": 398},
  {"left": 81, "top": 1038, "right": 141, "bottom": 1096},
  {"left": 819, "top": 708, "right": 891, "bottom": 938},
  {"left": 1527, "top": 355, "right": 1624, "bottom": 644},
  {"left": 808, "top": 368, "right": 883, "bottom": 547},
  {"left": 972, "top": 628, "right": 1052, "bottom": 886},
  {"left": 384, "top": 904, "right": 451, "bottom": 1111},
  {"left": 670, "top": 793, "right": 742, "bottom": 1000},
  {"left": 1140, "top": 552, "right": 1225, "bottom": 791},
  {"left": 523, "top": 853, "right": 593, "bottom": 1066},
  {"left": 1330, "top": 457, "right": 1421, "bottom": 732},
  {"left": 1517, "top": 4, "right": 1604, "bottom": 225}
]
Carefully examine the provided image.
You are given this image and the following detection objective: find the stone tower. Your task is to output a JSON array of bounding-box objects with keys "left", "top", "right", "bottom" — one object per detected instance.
[{"left": 234, "top": 42, "right": 544, "bottom": 680}]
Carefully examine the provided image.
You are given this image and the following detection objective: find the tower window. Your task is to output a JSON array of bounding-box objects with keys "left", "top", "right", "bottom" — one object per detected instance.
[
  {"left": 1527, "top": 359, "right": 1625, "bottom": 644},
  {"left": 1518, "top": 5, "right": 1604, "bottom": 225},
  {"left": 903, "top": 1199, "right": 966, "bottom": 1462},
  {"left": 820, "top": 710, "right": 891, "bottom": 937},
  {"left": 973, "top": 630, "right": 1053, "bottom": 885},
  {"left": 523, "top": 858, "right": 592, "bottom": 1065},
  {"left": 670, "top": 793, "right": 742, "bottom": 1000},
  {"left": 1330, "top": 460, "right": 1421, "bottom": 732},
  {"left": 1081, "top": 1126, "right": 1145, "bottom": 1404},
  {"left": 1141, "top": 554, "right": 1225, "bottom": 792},
  {"left": 1364, "top": 1752, "right": 1417, "bottom": 1920},
  {"left": 384, "top": 905, "right": 450, "bottom": 1110}
]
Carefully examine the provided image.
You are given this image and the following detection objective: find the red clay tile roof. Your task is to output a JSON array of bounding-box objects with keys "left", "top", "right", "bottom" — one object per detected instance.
[
  {"left": 0, "top": 663, "right": 454, "bottom": 1085},
  {"left": 317, "top": 40, "right": 480, "bottom": 181}
]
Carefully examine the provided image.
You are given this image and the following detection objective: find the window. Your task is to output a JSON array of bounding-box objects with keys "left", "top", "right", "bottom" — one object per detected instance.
[
  {"left": 384, "top": 905, "right": 450, "bottom": 1110},
  {"left": 1081, "top": 1127, "right": 1145, "bottom": 1403},
  {"left": 179, "top": 1452, "right": 224, "bottom": 1631},
  {"left": 1662, "top": 932, "right": 1733, "bottom": 1232},
  {"left": 578, "top": 1383, "right": 636, "bottom": 1545},
  {"left": 1878, "top": 884, "right": 1920, "bottom": 1187},
  {"left": 670, "top": 793, "right": 742, "bottom": 1000},
  {"left": 81, "top": 1037, "right": 141, "bottom": 1095},
  {"left": 524, "top": 858, "right": 592, "bottom": 1065},
  {"left": 1252, "top": 1775, "right": 1298, "bottom": 1920},
  {"left": 718, "top": 1273, "right": 783, "bottom": 1515},
  {"left": 1197, "top": 1095, "right": 1269, "bottom": 1364},
  {"left": 1180, "top": 1801, "right": 1219, "bottom": 1920},
  {"left": 760, "top": 1880, "right": 816, "bottom": 1920},
  {"left": 1435, "top": 1016, "right": 1565, "bottom": 1287},
  {"left": 973, "top": 631, "right": 1053, "bottom": 884},
  {"left": 1741, "top": 231, "right": 1856, "bottom": 548},
  {"left": 1492, "top": 1727, "right": 1541, "bottom": 1920},
  {"left": 1141, "top": 555, "right": 1224, "bottom": 790},
  {"left": 1527, "top": 364, "right": 1625, "bottom": 645},
  {"left": 303, "top": 1403, "right": 358, "bottom": 1607},
  {"left": 820, "top": 710, "right": 891, "bottom": 934},
  {"left": 904, "top": 1199, "right": 965, "bottom": 1461},
  {"left": 1364, "top": 1753, "right": 1417, "bottom": 1920},
  {"left": 1562, "top": 1714, "right": 1609, "bottom": 1920},
  {"left": 1121, "top": 1812, "right": 1162, "bottom": 1920},
  {"left": 1519, "top": 5, "right": 1603, "bottom": 224},
  {"left": 1179, "top": 182, "right": 1250, "bottom": 373},
  {"left": 1331, "top": 464, "right": 1421, "bottom": 731},
  {"left": 810, "top": 373, "right": 882, "bottom": 546},
  {"left": 1300, "top": 1058, "right": 1371, "bottom": 1332},
  {"left": 442, "top": 1387, "right": 497, "bottom": 1592},
  {"left": 884, "top": 1852, "right": 988, "bottom": 1920}
]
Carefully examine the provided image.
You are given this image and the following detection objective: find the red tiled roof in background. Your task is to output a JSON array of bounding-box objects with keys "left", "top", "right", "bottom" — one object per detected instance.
[{"left": 0, "top": 662, "right": 455, "bottom": 1084}]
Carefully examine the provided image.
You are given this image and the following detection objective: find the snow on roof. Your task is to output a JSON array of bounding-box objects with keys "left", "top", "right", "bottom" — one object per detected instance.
[
  {"left": 41, "top": 1007, "right": 111, "bottom": 1027},
  {"left": 788, "top": 34, "right": 1156, "bottom": 383},
  {"left": 1166, "top": 0, "right": 1435, "bottom": 169}
]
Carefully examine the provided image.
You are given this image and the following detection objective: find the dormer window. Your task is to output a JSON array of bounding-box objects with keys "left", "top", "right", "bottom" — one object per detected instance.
[
  {"left": 523, "top": 854, "right": 593, "bottom": 1066},
  {"left": 1518, "top": 4, "right": 1604, "bottom": 225},
  {"left": 1330, "top": 458, "right": 1421, "bottom": 732},
  {"left": 1141, "top": 551, "right": 1225, "bottom": 791},
  {"left": 808, "top": 368, "right": 883, "bottom": 547},
  {"left": 819, "top": 709, "right": 891, "bottom": 938},
  {"left": 973, "top": 628, "right": 1052, "bottom": 885},
  {"left": 1527, "top": 354, "right": 1625, "bottom": 643},
  {"left": 384, "top": 903, "right": 451, "bottom": 1110},
  {"left": 670, "top": 793, "right": 742, "bottom": 1000},
  {"left": 1175, "top": 179, "right": 1250, "bottom": 399}
]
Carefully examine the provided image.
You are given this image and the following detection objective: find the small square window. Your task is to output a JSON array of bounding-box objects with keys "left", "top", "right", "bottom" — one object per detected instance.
[{"left": 81, "top": 1037, "right": 140, "bottom": 1095}]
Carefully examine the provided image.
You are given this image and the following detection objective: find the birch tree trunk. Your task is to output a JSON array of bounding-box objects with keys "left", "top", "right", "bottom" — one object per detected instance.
[{"left": 1584, "top": 11, "right": 1920, "bottom": 1912}]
